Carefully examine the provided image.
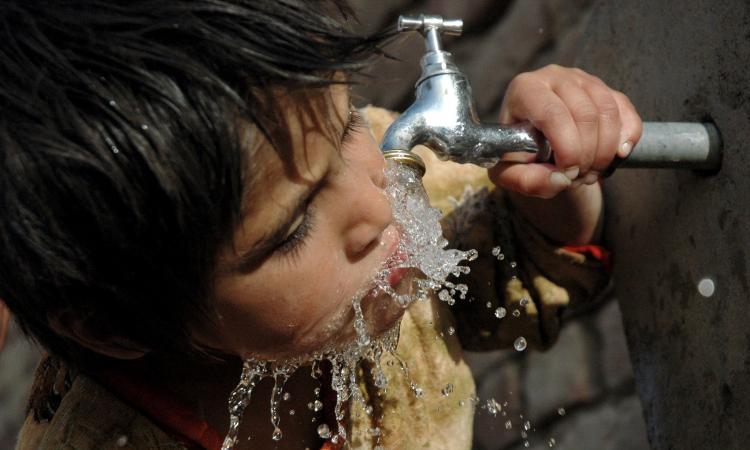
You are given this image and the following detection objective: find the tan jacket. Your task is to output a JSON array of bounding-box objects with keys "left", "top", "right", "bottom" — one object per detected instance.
[{"left": 16, "top": 107, "right": 608, "bottom": 450}]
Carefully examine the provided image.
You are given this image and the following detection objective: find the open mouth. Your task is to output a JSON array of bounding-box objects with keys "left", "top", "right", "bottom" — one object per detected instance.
[
  {"left": 380, "top": 225, "right": 411, "bottom": 289},
  {"left": 387, "top": 267, "right": 408, "bottom": 288}
]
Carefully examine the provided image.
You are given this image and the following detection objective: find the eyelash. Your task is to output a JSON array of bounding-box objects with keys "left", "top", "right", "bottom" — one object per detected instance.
[
  {"left": 276, "top": 206, "right": 316, "bottom": 259},
  {"left": 341, "top": 108, "right": 365, "bottom": 144},
  {"left": 275, "top": 108, "right": 363, "bottom": 260}
]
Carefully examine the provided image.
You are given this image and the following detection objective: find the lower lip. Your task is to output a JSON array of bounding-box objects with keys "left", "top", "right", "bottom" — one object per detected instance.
[
  {"left": 383, "top": 227, "right": 407, "bottom": 288},
  {"left": 388, "top": 267, "right": 408, "bottom": 288}
]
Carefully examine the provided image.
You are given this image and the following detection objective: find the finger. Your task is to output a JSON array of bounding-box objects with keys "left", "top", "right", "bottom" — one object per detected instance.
[
  {"left": 488, "top": 162, "right": 572, "bottom": 199},
  {"left": 612, "top": 90, "right": 643, "bottom": 158},
  {"left": 582, "top": 80, "right": 622, "bottom": 178},
  {"left": 501, "top": 74, "right": 582, "bottom": 178},
  {"left": 553, "top": 81, "right": 600, "bottom": 177}
]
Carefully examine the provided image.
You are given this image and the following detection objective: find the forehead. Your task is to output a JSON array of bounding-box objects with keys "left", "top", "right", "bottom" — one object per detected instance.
[
  {"left": 248, "top": 83, "right": 350, "bottom": 194},
  {"left": 220, "top": 84, "right": 351, "bottom": 259}
]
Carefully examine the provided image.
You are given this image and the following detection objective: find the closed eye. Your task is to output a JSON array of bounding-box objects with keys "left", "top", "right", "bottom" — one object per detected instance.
[{"left": 341, "top": 108, "right": 366, "bottom": 145}]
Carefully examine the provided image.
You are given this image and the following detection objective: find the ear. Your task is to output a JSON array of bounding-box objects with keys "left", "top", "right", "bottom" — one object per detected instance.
[{"left": 48, "top": 309, "right": 149, "bottom": 360}]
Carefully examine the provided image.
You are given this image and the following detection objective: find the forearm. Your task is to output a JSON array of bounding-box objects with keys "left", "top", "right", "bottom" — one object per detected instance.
[{"left": 507, "top": 183, "right": 603, "bottom": 245}]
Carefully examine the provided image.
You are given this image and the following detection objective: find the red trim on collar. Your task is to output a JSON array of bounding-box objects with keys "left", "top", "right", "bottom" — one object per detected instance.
[
  {"left": 94, "top": 364, "right": 336, "bottom": 450},
  {"left": 563, "top": 244, "right": 612, "bottom": 271},
  {"left": 94, "top": 366, "right": 224, "bottom": 450}
]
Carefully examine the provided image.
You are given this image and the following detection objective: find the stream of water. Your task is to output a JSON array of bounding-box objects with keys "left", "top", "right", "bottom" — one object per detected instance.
[{"left": 221, "top": 160, "right": 537, "bottom": 449}]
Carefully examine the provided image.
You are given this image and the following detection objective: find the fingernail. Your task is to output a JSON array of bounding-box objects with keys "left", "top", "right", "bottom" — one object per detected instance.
[
  {"left": 583, "top": 172, "right": 600, "bottom": 185},
  {"left": 620, "top": 141, "right": 633, "bottom": 158},
  {"left": 563, "top": 166, "right": 580, "bottom": 181},
  {"left": 550, "top": 171, "right": 572, "bottom": 189}
]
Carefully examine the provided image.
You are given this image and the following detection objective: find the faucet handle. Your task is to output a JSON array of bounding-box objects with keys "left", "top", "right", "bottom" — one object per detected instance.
[{"left": 397, "top": 15, "right": 463, "bottom": 52}]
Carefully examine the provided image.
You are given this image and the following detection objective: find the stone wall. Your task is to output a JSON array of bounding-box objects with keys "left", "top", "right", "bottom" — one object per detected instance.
[{"left": 577, "top": 1, "right": 750, "bottom": 449}]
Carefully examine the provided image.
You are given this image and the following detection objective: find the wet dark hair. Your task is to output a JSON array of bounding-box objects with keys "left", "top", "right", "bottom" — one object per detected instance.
[{"left": 0, "top": 0, "right": 386, "bottom": 364}]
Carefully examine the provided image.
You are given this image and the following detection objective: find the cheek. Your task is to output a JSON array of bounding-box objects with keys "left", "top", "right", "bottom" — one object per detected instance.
[{"left": 209, "top": 253, "right": 364, "bottom": 357}]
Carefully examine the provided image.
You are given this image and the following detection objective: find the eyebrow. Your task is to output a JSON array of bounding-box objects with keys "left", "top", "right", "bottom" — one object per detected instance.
[{"left": 230, "top": 109, "right": 356, "bottom": 273}]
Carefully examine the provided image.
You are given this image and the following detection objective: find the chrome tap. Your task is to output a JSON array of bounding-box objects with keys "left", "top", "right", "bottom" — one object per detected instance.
[{"left": 381, "top": 14, "right": 722, "bottom": 173}]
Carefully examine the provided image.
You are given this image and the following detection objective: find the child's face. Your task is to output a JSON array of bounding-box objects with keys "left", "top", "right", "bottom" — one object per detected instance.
[{"left": 200, "top": 86, "right": 407, "bottom": 360}]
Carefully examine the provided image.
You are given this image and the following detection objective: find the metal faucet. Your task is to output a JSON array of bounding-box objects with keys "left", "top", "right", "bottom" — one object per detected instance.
[{"left": 381, "top": 14, "right": 722, "bottom": 173}]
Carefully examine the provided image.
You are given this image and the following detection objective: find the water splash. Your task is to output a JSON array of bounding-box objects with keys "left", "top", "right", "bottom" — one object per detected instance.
[
  {"left": 374, "top": 161, "right": 477, "bottom": 307},
  {"left": 514, "top": 337, "right": 528, "bottom": 352},
  {"left": 221, "top": 361, "right": 268, "bottom": 450},
  {"left": 220, "top": 161, "right": 478, "bottom": 448}
]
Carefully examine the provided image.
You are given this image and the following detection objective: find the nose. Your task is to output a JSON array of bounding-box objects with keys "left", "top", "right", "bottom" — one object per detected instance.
[{"left": 342, "top": 155, "right": 393, "bottom": 259}]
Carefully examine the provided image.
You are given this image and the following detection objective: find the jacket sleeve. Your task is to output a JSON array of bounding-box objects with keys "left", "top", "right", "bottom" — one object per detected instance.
[{"left": 441, "top": 187, "right": 610, "bottom": 351}]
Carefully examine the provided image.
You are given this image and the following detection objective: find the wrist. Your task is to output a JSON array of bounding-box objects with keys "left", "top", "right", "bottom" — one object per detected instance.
[{"left": 506, "top": 183, "right": 603, "bottom": 245}]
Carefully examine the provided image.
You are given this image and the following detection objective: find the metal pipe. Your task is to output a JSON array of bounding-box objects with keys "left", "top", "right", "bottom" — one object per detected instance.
[
  {"left": 617, "top": 122, "right": 722, "bottom": 169},
  {"left": 382, "top": 14, "right": 724, "bottom": 174}
]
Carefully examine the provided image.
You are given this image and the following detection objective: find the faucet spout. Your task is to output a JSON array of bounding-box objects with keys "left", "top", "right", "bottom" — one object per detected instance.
[
  {"left": 380, "top": 14, "right": 550, "bottom": 167},
  {"left": 380, "top": 65, "right": 550, "bottom": 167}
]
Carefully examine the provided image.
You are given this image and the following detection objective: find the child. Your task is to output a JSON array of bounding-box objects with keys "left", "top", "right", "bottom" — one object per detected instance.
[{"left": 0, "top": 1, "right": 641, "bottom": 449}]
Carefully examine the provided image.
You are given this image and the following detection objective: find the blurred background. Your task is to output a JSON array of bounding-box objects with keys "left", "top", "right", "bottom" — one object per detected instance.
[{"left": 0, "top": 1, "right": 650, "bottom": 449}]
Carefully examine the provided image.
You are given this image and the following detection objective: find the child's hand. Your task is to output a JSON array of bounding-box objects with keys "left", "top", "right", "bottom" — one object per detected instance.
[{"left": 488, "top": 65, "right": 642, "bottom": 199}]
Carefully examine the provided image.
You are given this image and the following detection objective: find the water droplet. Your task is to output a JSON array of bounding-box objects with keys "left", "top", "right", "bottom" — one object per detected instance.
[
  {"left": 314, "top": 387, "right": 321, "bottom": 396},
  {"left": 519, "top": 297, "right": 529, "bottom": 307},
  {"left": 466, "top": 249, "right": 479, "bottom": 261},
  {"left": 447, "top": 326, "right": 455, "bottom": 335},
  {"left": 524, "top": 440, "right": 530, "bottom": 448},
  {"left": 505, "top": 420, "right": 513, "bottom": 430},
  {"left": 331, "top": 435, "right": 340, "bottom": 444},
  {"left": 108, "top": 100, "right": 117, "bottom": 107},
  {"left": 523, "top": 420, "right": 531, "bottom": 431},
  {"left": 485, "top": 398, "right": 501, "bottom": 415},
  {"left": 282, "top": 392, "right": 291, "bottom": 401},
  {"left": 271, "top": 428, "right": 283, "bottom": 441},
  {"left": 140, "top": 124, "right": 149, "bottom": 131},
  {"left": 521, "top": 430, "right": 528, "bottom": 439},
  {"left": 459, "top": 400, "right": 465, "bottom": 406},
  {"left": 441, "top": 383, "right": 454, "bottom": 396},
  {"left": 365, "top": 405, "right": 374, "bottom": 415},
  {"left": 510, "top": 261, "right": 517, "bottom": 268},
  {"left": 104, "top": 136, "right": 120, "bottom": 154},
  {"left": 486, "top": 301, "right": 492, "bottom": 308},
  {"left": 498, "top": 253, "right": 505, "bottom": 260},
  {"left": 289, "top": 409, "right": 295, "bottom": 416},
  {"left": 514, "top": 336, "right": 527, "bottom": 352},
  {"left": 313, "top": 400, "right": 323, "bottom": 411},
  {"left": 512, "top": 309, "right": 521, "bottom": 318},
  {"left": 698, "top": 277, "right": 715, "bottom": 297},
  {"left": 495, "top": 307, "right": 507, "bottom": 319},
  {"left": 558, "top": 407, "right": 566, "bottom": 416},
  {"left": 317, "top": 424, "right": 331, "bottom": 439},
  {"left": 491, "top": 246, "right": 502, "bottom": 256},
  {"left": 412, "top": 384, "right": 424, "bottom": 398},
  {"left": 548, "top": 437, "right": 557, "bottom": 447}
]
